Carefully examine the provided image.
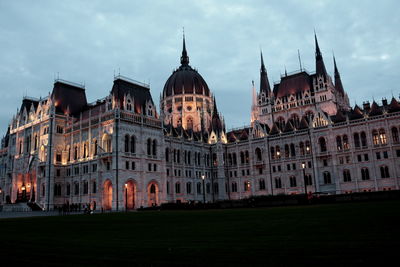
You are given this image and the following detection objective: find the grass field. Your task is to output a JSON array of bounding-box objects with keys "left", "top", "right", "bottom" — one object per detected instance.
[{"left": 0, "top": 200, "right": 399, "bottom": 266}]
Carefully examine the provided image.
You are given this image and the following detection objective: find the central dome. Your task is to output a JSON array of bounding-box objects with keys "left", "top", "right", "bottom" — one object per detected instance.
[{"left": 162, "top": 36, "right": 210, "bottom": 98}]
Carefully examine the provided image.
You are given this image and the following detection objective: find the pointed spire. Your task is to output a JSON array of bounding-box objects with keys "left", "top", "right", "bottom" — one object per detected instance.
[
  {"left": 180, "top": 31, "right": 189, "bottom": 65},
  {"left": 333, "top": 55, "right": 345, "bottom": 96},
  {"left": 259, "top": 50, "right": 271, "bottom": 95},
  {"left": 314, "top": 32, "right": 327, "bottom": 76}
]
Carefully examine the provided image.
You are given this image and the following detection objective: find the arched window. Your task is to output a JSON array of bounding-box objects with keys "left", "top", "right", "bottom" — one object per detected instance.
[
  {"left": 83, "top": 143, "right": 87, "bottom": 158},
  {"left": 130, "top": 136, "right": 136, "bottom": 153},
  {"left": 343, "top": 135, "right": 349, "bottom": 150},
  {"left": 83, "top": 180, "right": 88, "bottom": 194},
  {"left": 124, "top": 135, "right": 129, "bottom": 152},
  {"left": 354, "top": 133, "right": 360, "bottom": 148},
  {"left": 92, "top": 181, "right": 97, "bottom": 193},
  {"left": 74, "top": 182, "right": 79, "bottom": 195},
  {"left": 299, "top": 142, "right": 305, "bottom": 155},
  {"left": 165, "top": 148, "right": 169, "bottom": 162},
  {"left": 147, "top": 139, "right": 151, "bottom": 155},
  {"left": 372, "top": 130, "right": 379, "bottom": 145},
  {"left": 275, "top": 146, "right": 281, "bottom": 159},
  {"left": 323, "top": 172, "right": 331, "bottom": 184},
  {"left": 186, "top": 117, "right": 193, "bottom": 130},
  {"left": 343, "top": 169, "right": 351, "bottom": 182},
  {"left": 74, "top": 146, "right": 78, "bottom": 160},
  {"left": 289, "top": 176, "right": 297, "bottom": 187},
  {"left": 305, "top": 174, "right": 313, "bottom": 186},
  {"left": 175, "top": 182, "right": 181, "bottom": 194},
  {"left": 213, "top": 183, "right": 219, "bottom": 194},
  {"left": 244, "top": 181, "right": 251, "bottom": 191},
  {"left": 290, "top": 114, "right": 300, "bottom": 128},
  {"left": 361, "top": 168, "right": 370, "bottom": 180},
  {"left": 275, "top": 178, "right": 282, "bottom": 189},
  {"left": 255, "top": 147, "right": 262, "bottom": 161},
  {"left": 126, "top": 99, "right": 132, "bottom": 111},
  {"left": 152, "top": 139, "right": 157, "bottom": 156},
  {"left": 319, "top": 137, "right": 327, "bottom": 152},
  {"left": 245, "top": 151, "right": 249, "bottom": 163},
  {"left": 232, "top": 153, "right": 237, "bottom": 165},
  {"left": 206, "top": 183, "right": 211, "bottom": 194},
  {"left": 228, "top": 154, "right": 232, "bottom": 166},
  {"left": 66, "top": 183, "right": 70, "bottom": 196},
  {"left": 276, "top": 117, "right": 285, "bottom": 130},
  {"left": 380, "top": 166, "right": 390, "bottom": 178},
  {"left": 231, "top": 182, "right": 238, "bottom": 192},
  {"left": 284, "top": 144, "right": 290, "bottom": 158},
  {"left": 93, "top": 139, "right": 98, "bottom": 156},
  {"left": 336, "top": 136, "right": 343, "bottom": 151},
  {"left": 290, "top": 143, "right": 296, "bottom": 157},
  {"left": 361, "top": 131, "right": 367, "bottom": 147},
  {"left": 102, "top": 134, "right": 111, "bottom": 153},
  {"left": 259, "top": 179, "right": 266, "bottom": 190},
  {"left": 379, "top": 129, "right": 387, "bottom": 144},
  {"left": 186, "top": 182, "right": 192, "bottom": 194},
  {"left": 392, "top": 127, "right": 399, "bottom": 143},
  {"left": 305, "top": 141, "right": 311, "bottom": 154},
  {"left": 270, "top": 147, "right": 275, "bottom": 160},
  {"left": 197, "top": 182, "right": 201, "bottom": 194}
]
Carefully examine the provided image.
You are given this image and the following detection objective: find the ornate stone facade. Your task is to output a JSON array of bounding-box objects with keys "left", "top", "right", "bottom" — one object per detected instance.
[{"left": 0, "top": 36, "right": 399, "bottom": 210}]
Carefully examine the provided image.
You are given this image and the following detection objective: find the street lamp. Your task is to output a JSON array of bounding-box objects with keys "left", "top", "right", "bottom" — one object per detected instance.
[
  {"left": 301, "top": 162, "right": 307, "bottom": 200},
  {"left": 124, "top": 183, "right": 128, "bottom": 212},
  {"left": 201, "top": 174, "right": 206, "bottom": 204}
]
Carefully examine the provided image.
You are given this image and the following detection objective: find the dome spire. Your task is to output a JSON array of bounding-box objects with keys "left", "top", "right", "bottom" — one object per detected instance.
[
  {"left": 333, "top": 54, "right": 345, "bottom": 96},
  {"left": 180, "top": 30, "right": 189, "bottom": 65}
]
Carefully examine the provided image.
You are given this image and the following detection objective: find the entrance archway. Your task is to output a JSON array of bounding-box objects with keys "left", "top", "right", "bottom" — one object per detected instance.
[
  {"left": 103, "top": 180, "right": 113, "bottom": 210},
  {"left": 124, "top": 180, "right": 135, "bottom": 210},
  {"left": 147, "top": 181, "right": 159, "bottom": 207}
]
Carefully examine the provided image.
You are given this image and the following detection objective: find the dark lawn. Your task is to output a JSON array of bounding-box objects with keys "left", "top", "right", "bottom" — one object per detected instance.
[{"left": 0, "top": 200, "right": 399, "bottom": 266}]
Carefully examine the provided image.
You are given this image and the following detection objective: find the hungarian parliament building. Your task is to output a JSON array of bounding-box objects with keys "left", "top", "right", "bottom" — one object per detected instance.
[{"left": 0, "top": 35, "right": 399, "bottom": 211}]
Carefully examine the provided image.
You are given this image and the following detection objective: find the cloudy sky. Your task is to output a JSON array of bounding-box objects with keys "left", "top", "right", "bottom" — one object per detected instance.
[{"left": 0, "top": 0, "right": 399, "bottom": 135}]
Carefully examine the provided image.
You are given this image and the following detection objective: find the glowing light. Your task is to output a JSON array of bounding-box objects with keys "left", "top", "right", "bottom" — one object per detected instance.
[
  {"left": 301, "top": 162, "right": 306, "bottom": 169},
  {"left": 124, "top": 183, "right": 128, "bottom": 188},
  {"left": 201, "top": 175, "right": 205, "bottom": 180}
]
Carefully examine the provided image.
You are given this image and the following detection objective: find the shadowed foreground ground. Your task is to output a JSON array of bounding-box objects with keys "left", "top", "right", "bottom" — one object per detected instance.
[{"left": 0, "top": 200, "right": 399, "bottom": 266}]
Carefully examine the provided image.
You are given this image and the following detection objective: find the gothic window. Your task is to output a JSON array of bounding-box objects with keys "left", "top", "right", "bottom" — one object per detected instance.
[
  {"left": 290, "top": 143, "right": 296, "bottom": 157},
  {"left": 275, "top": 178, "right": 282, "bottom": 189},
  {"left": 126, "top": 99, "right": 132, "bottom": 111},
  {"left": 319, "top": 137, "right": 327, "bottom": 152},
  {"left": 361, "top": 168, "right": 370, "bottom": 180},
  {"left": 361, "top": 131, "right": 367, "bottom": 147},
  {"left": 392, "top": 127, "right": 399, "bottom": 143},
  {"left": 285, "top": 144, "right": 290, "bottom": 158},
  {"left": 275, "top": 146, "right": 281, "bottom": 159},
  {"left": 259, "top": 179, "right": 266, "bottom": 190},
  {"left": 276, "top": 117, "right": 285, "bottom": 130},
  {"left": 165, "top": 148, "right": 169, "bottom": 162},
  {"left": 74, "top": 182, "right": 79, "bottom": 195},
  {"left": 270, "top": 147, "right": 275, "bottom": 160},
  {"left": 380, "top": 166, "right": 390, "bottom": 178},
  {"left": 130, "top": 136, "right": 136, "bottom": 153},
  {"left": 214, "top": 183, "right": 219, "bottom": 194},
  {"left": 336, "top": 136, "right": 343, "bottom": 151},
  {"left": 372, "top": 130, "right": 379, "bottom": 145},
  {"left": 343, "top": 135, "right": 349, "bottom": 150},
  {"left": 299, "top": 142, "right": 305, "bottom": 155},
  {"left": 255, "top": 148, "right": 262, "bottom": 161},
  {"left": 244, "top": 181, "right": 251, "bottom": 192},
  {"left": 354, "top": 132, "right": 360, "bottom": 148},
  {"left": 240, "top": 151, "right": 245, "bottom": 164},
  {"left": 186, "top": 182, "right": 192, "bottom": 194},
  {"left": 186, "top": 117, "right": 193, "bottom": 130},
  {"left": 83, "top": 180, "right": 88, "bottom": 194},
  {"left": 152, "top": 139, "right": 157, "bottom": 156},
  {"left": 379, "top": 129, "right": 387, "bottom": 144},
  {"left": 147, "top": 139, "right": 152, "bottom": 156},
  {"left": 305, "top": 174, "right": 313, "bottom": 185},
  {"left": 323, "top": 172, "right": 331, "bottom": 184},
  {"left": 289, "top": 176, "right": 297, "bottom": 187},
  {"left": 93, "top": 139, "right": 98, "bottom": 156},
  {"left": 124, "top": 135, "right": 129, "bottom": 152},
  {"left": 231, "top": 182, "right": 238, "bottom": 193},
  {"left": 305, "top": 141, "right": 311, "bottom": 154},
  {"left": 290, "top": 114, "right": 300, "bottom": 128},
  {"left": 245, "top": 151, "right": 249, "bottom": 163},
  {"left": 197, "top": 182, "right": 202, "bottom": 194},
  {"left": 343, "top": 169, "right": 351, "bottom": 182}
]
